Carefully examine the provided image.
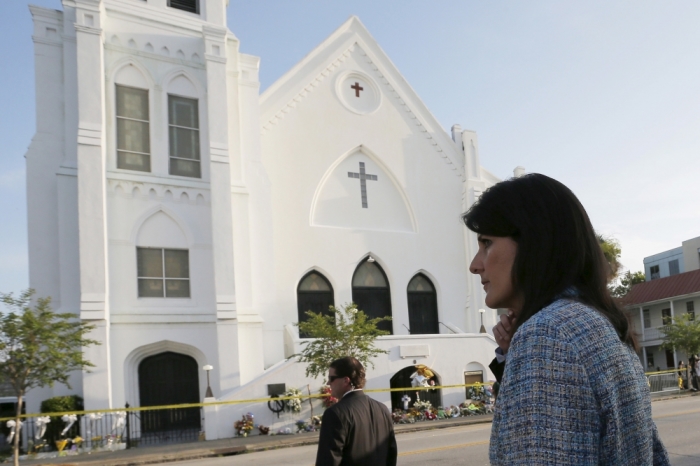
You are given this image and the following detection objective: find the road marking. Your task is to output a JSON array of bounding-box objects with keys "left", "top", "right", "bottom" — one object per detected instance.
[
  {"left": 653, "top": 408, "right": 700, "bottom": 419},
  {"left": 399, "top": 440, "right": 490, "bottom": 456}
]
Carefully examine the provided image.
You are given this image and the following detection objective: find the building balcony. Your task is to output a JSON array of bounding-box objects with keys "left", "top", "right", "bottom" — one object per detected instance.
[{"left": 642, "top": 326, "right": 666, "bottom": 342}]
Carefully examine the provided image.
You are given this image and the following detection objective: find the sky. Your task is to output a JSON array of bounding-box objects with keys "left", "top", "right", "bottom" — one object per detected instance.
[{"left": 2, "top": 0, "right": 700, "bottom": 297}]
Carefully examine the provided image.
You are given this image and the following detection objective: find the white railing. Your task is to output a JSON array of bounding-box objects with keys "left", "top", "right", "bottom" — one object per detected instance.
[{"left": 642, "top": 326, "right": 666, "bottom": 341}]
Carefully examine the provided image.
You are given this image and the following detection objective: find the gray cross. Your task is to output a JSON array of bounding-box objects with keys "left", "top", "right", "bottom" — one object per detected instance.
[{"left": 348, "top": 162, "right": 378, "bottom": 208}]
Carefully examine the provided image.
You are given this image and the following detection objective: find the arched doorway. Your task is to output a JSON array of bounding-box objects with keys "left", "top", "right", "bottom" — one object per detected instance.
[
  {"left": 138, "top": 352, "right": 200, "bottom": 433},
  {"left": 352, "top": 258, "right": 392, "bottom": 334},
  {"left": 407, "top": 273, "right": 438, "bottom": 334},
  {"left": 297, "top": 271, "right": 335, "bottom": 337},
  {"left": 390, "top": 366, "right": 442, "bottom": 412}
]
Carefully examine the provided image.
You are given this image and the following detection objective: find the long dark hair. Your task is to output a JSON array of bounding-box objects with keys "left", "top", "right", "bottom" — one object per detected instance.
[{"left": 463, "top": 173, "right": 638, "bottom": 351}]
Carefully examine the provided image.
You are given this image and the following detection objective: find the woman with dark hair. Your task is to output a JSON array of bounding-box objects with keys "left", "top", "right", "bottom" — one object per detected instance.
[{"left": 464, "top": 173, "right": 668, "bottom": 465}]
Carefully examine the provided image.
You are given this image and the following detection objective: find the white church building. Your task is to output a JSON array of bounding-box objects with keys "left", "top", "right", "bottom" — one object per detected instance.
[{"left": 25, "top": 0, "right": 516, "bottom": 438}]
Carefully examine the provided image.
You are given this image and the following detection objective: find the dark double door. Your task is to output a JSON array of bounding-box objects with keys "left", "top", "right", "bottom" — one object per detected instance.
[
  {"left": 138, "top": 352, "right": 200, "bottom": 433},
  {"left": 352, "top": 287, "right": 393, "bottom": 334}
]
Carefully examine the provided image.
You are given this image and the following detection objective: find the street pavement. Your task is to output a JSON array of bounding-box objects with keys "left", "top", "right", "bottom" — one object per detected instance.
[
  {"left": 17, "top": 393, "right": 700, "bottom": 465},
  {"left": 170, "top": 395, "right": 700, "bottom": 466}
]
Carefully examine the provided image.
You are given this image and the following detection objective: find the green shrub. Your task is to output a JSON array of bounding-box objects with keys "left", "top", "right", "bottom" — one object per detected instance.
[{"left": 40, "top": 395, "right": 84, "bottom": 441}]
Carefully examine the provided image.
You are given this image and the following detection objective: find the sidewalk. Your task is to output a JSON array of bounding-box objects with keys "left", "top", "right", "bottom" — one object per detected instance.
[
  {"left": 12, "top": 390, "right": 697, "bottom": 466},
  {"left": 13, "top": 415, "right": 494, "bottom": 466}
]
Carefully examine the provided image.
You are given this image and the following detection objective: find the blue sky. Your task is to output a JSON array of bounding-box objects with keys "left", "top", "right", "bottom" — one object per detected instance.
[{"left": 2, "top": 0, "right": 700, "bottom": 297}]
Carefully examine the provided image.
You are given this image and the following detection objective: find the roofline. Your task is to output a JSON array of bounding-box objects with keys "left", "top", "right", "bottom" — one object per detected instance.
[{"left": 623, "top": 290, "right": 700, "bottom": 309}]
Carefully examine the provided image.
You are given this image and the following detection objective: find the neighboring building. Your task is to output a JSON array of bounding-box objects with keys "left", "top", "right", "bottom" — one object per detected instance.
[
  {"left": 644, "top": 235, "right": 700, "bottom": 281},
  {"left": 623, "top": 267, "right": 700, "bottom": 371},
  {"left": 25, "top": 0, "right": 507, "bottom": 437}
]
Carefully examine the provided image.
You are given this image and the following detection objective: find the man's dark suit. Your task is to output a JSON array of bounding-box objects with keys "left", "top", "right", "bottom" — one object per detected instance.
[{"left": 315, "top": 390, "right": 397, "bottom": 466}]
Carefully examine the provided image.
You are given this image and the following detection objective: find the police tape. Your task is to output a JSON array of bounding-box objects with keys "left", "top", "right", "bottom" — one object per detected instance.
[{"left": 0, "top": 381, "right": 494, "bottom": 421}]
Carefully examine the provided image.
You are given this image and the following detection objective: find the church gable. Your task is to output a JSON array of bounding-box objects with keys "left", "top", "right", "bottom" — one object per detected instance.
[
  {"left": 260, "top": 16, "right": 464, "bottom": 182},
  {"left": 311, "top": 146, "right": 416, "bottom": 232}
]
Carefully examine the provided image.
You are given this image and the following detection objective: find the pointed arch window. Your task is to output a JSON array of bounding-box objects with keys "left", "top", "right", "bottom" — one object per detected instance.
[
  {"left": 168, "top": 95, "right": 201, "bottom": 178},
  {"left": 352, "top": 258, "right": 392, "bottom": 334},
  {"left": 297, "top": 272, "right": 335, "bottom": 337},
  {"left": 116, "top": 85, "right": 150, "bottom": 172},
  {"left": 407, "top": 273, "right": 438, "bottom": 334}
]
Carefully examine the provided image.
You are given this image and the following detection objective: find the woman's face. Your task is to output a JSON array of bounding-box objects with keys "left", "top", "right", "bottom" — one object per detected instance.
[{"left": 469, "top": 235, "right": 522, "bottom": 312}]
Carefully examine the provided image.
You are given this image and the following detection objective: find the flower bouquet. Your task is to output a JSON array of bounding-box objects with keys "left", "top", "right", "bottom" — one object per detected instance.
[
  {"left": 295, "top": 420, "right": 309, "bottom": 433},
  {"left": 319, "top": 385, "right": 337, "bottom": 408},
  {"left": 413, "top": 399, "right": 432, "bottom": 411},
  {"left": 283, "top": 388, "right": 302, "bottom": 413},
  {"left": 234, "top": 415, "right": 254, "bottom": 437},
  {"left": 467, "top": 383, "right": 486, "bottom": 401},
  {"left": 55, "top": 439, "right": 69, "bottom": 452}
]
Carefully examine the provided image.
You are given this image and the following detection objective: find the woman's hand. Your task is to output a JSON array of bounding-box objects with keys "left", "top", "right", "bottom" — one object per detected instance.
[{"left": 493, "top": 310, "right": 517, "bottom": 353}]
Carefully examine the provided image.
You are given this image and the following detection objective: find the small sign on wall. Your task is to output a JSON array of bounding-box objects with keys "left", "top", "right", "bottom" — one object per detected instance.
[{"left": 399, "top": 344, "right": 430, "bottom": 359}]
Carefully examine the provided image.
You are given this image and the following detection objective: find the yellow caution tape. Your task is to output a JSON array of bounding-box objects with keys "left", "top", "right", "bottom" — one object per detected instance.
[{"left": 0, "top": 382, "right": 493, "bottom": 421}]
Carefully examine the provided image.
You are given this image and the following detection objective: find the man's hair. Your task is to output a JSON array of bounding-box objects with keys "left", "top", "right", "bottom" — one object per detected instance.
[
  {"left": 329, "top": 356, "right": 366, "bottom": 389},
  {"left": 462, "top": 173, "right": 637, "bottom": 351}
]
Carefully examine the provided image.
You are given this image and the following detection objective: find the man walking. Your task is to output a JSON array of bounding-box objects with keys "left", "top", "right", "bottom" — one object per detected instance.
[{"left": 315, "top": 356, "right": 397, "bottom": 466}]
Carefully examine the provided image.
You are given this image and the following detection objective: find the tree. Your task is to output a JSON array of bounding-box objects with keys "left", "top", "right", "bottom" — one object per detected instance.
[
  {"left": 295, "top": 303, "right": 390, "bottom": 380},
  {"left": 0, "top": 289, "right": 99, "bottom": 466},
  {"left": 597, "top": 233, "right": 622, "bottom": 282},
  {"left": 661, "top": 313, "right": 700, "bottom": 359},
  {"left": 610, "top": 270, "right": 646, "bottom": 298}
]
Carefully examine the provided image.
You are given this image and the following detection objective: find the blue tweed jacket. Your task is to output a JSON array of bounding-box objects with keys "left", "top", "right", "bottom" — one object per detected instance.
[{"left": 490, "top": 299, "right": 669, "bottom": 465}]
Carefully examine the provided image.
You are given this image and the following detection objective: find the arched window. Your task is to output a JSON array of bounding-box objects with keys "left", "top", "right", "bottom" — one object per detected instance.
[
  {"left": 352, "top": 258, "right": 392, "bottom": 334},
  {"left": 297, "top": 271, "right": 334, "bottom": 337},
  {"left": 407, "top": 273, "right": 438, "bottom": 334},
  {"left": 138, "top": 352, "right": 200, "bottom": 433}
]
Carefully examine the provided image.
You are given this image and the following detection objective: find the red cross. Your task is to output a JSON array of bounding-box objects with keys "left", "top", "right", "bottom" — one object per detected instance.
[{"left": 350, "top": 82, "right": 364, "bottom": 97}]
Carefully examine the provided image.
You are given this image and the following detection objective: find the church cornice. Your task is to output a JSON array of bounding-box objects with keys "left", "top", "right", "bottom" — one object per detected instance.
[
  {"left": 104, "top": 43, "right": 206, "bottom": 69},
  {"left": 74, "top": 24, "right": 102, "bottom": 36},
  {"left": 107, "top": 172, "right": 210, "bottom": 191},
  {"left": 32, "top": 36, "right": 64, "bottom": 47},
  {"left": 28, "top": 5, "right": 63, "bottom": 22}
]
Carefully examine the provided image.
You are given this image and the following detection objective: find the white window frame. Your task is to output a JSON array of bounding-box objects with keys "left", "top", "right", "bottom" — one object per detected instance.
[
  {"left": 167, "top": 94, "right": 201, "bottom": 178},
  {"left": 136, "top": 247, "right": 190, "bottom": 298},
  {"left": 116, "top": 84, "right": 151, "bottom": 172}
]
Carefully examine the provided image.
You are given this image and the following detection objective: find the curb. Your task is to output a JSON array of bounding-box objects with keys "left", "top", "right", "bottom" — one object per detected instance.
[{"left": 651, "top": 390, "right": 700, "bottom": 402}]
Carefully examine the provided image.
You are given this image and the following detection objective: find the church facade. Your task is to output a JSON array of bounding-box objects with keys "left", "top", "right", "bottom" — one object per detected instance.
[{"left": 26, "top": 0, "right": 513, "bottom": 435}]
